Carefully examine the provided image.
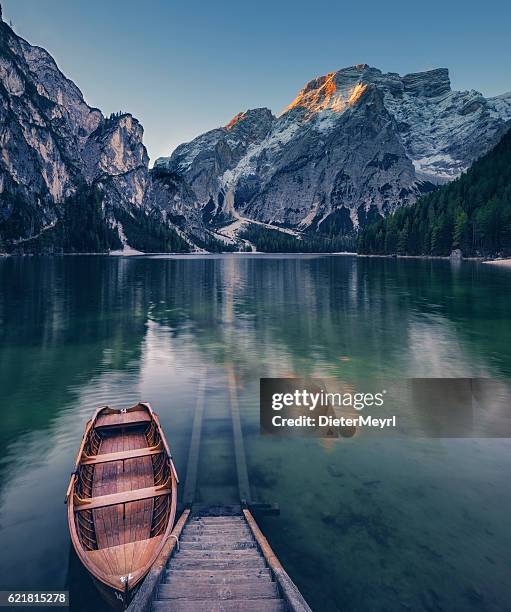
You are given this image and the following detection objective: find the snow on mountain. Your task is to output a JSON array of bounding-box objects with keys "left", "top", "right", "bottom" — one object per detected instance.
[
  {"left": 155, "top": 108, "right": 274, "bottom": 226},
  {"left": 157, "top": 64, "right": 511, "bottom": 234},
  {"left": 2, "top": 1, "right": 510, "bottom": 252}
]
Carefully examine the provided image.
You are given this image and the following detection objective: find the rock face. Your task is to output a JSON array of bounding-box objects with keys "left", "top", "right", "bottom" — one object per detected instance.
[
  {"left": 157, "top": 108, "right": 275, "bottom": 227},
  {"left": 1, "top": 6, "right": 511, "bottom": 252},
  {"left": 157, "top": 64, "right": 511, "bottom": 234},
  {"left": 0, "top": 13, "right": 200, "bottom": 252},
  {"left": 0, "top": 16, "right": 141, "bottom": 235}
]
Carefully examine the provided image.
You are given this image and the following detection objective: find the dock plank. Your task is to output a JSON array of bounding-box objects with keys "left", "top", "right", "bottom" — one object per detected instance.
[
  {"left": 158, "top": 582, "right": 279, "bottom": 600},
  {"left": 148, "top": 511, "right": 312, "bottom": 612},
  {"left": 152, "top": 601, "right": 285, "bottom": 612}
]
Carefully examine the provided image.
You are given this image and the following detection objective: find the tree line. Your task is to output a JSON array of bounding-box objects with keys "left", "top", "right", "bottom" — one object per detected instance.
[
  {"left": 1, "top": 187, "right": 191, "bottom": 254},
  {"left": 358, "top": 128, "right": 511, "bottom": 257},
  {"left": 239, "top": 224, "right": 356, "bottom": 253}
]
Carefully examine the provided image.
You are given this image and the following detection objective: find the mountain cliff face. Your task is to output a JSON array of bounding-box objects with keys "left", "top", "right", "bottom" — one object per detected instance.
[
  {"left": 157, "top": 64, "right": 511, "bottom": 237},
  {"left": 358, "top": 125, "right": 511, "bottom": 257},
  {"left": 168, "top": 108, "right": 274, "bottom": 210},
  {"left": 1, "top": 4, "right": 510, "bottom": 253},
  {"left": 0, "top": 12, "right": 202, "bottom": 253}
]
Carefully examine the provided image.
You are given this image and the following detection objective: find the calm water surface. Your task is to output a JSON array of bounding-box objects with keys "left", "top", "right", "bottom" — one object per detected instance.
[{"left": 0, "top": 255, "right": 510, "bottom": 611}]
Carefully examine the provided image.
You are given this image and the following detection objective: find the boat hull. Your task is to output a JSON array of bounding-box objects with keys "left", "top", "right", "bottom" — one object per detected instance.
[
  {"left": 66, "top": 402, "right": 178, "bottom": 610},
  {"left": 92, "top": 577, "right": 130, "bottom": 611}
]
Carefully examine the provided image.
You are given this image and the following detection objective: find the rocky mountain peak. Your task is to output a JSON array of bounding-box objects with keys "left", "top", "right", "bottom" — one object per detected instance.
[
  {"left": 156, "top": 106, "right": 275, "bottom": 206},
  {"left": 225, "top": 107, "right": 274, "bottom": 129},
  {"left": 285, "top": 65, "right": 454, "bottom": 118},
  {"left": 155, "top": 62, "right": 511, "bottom": 242},
  {"left": 226, "top": 111, "right": 246, "bottom": 129},
  {"left": 402, "top": 67, "right": 451, "bottom": 97},
  {"left": 0, "top": 16, "right": 166, "bottom": 249},
  {"left": 83, "top": 112, "right": 149, "bottom": 185},
  {"left": 222, "top": 107, "right": 275, "bottom": 142},
  {"left": 285, "top": 68, "right": 370, "bottom": 116},
  {"left": 2, "top": 9, "right": 511, "bottom": 254}
]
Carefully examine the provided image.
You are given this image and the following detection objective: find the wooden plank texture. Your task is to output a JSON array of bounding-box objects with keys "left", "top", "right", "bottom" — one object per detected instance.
[
  {"left": 243, "top": 509, "right": 313, "bottom": 612},
  {"left": 158, "top": 581, "right": 279, "bottom": 599},
  {"left": 95, "top": 411, "right": 151, "bottom": 428},
  {"left": 227, "top": 367, "right": 251, "bottom": 504},
  {"left": 138, "top": 511, "right": 311, "bottom": 612},
  {"left": 77, "top": 484, "right": 171, "bottom": 512},
  {"left": 91, "top": 429, "right": 155, "bottom": 552},
  {"left": 183, "top": 371, "right": 207, "bottom": 505},
  {"left": 164, "top": 570, "right": 271, "bottom": 582},
  {"left": 81, "top": 445, "right": 163, "bottom": 465},
  {"left": 152, "top": 601, "right": 285, "bottom": 612},
  {"left": 126, "top": 508, "right": 191, "bottom": 612},
  {"left": 68, "top": 403, "right": 179, "bottom": 603}
]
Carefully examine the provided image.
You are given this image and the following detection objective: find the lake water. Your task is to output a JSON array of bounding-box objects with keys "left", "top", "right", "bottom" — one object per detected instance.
[{"left": 0, "top": 254, "right": 510, "bottom": 611}]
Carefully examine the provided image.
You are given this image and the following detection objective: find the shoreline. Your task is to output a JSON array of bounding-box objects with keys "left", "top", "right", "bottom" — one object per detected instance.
[
  {"left": 356, "top": 253, "right": 485, "bottom": 261},
  {"left": 0, "top": 250, "right": 508, "bottom": 264},
  {"left": 481, "top": 258, "right": 511, "bottom": 267},
  {"left": 0, "top": 251, "right": 356, "bottom": 257}
]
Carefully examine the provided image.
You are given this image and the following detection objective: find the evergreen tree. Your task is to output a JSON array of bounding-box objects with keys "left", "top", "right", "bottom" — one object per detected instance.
[
  {"left": 358, "top": 128, "right": 511, "bottom": 257},
  {"left": 453, "top": 208, "right": 468, "bottom": 250}
]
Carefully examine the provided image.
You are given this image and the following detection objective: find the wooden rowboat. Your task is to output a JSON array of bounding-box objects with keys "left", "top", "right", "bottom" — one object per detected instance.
[{"left": 66, "top": 403, "right": 178, "bottom": 609}]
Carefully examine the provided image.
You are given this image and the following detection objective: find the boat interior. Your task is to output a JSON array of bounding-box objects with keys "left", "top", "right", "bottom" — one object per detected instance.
[{"left": 70, "top": 405, "right": 175, "bottom": 586}]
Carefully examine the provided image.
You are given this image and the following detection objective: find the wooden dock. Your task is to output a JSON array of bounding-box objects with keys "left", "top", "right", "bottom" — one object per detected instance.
[{"left": 127, "top": 369, "right": 312, "bottom": 612}]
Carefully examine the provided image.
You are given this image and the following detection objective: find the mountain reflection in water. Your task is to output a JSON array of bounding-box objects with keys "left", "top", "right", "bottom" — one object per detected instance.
[{"left": 0, "top": 254, "right": 509, "bottom": 611}]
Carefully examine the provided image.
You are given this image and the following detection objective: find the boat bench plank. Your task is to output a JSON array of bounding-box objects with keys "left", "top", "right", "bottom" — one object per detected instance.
[
  {"left": 95, "top": 411, "right": 151, "bottom": 429},
  {"left": 81, "top": 445, "right": 163, "bottom": 465},
  {"left": 75, "top": 485, "right": 171, "bottom": 512}
]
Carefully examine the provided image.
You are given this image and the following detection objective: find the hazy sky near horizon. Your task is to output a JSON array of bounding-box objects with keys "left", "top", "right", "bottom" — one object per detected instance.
[{"left": 3, "top": 0, "right": 511, "bottom": 163}]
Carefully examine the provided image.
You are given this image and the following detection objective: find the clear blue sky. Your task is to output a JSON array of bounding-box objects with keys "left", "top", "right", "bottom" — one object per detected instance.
[{"left": 3, "top": 0, "right": 511, "bottom": 163}]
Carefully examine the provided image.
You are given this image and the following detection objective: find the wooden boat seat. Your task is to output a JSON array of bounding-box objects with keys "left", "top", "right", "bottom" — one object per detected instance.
[
  {"left": 74, "top": 485, "right": 172, "bottom": 512},
  {"left": 81, "top": 443, "right": 164, "bottom": 466},
  {"left": 95, "top": 411, "right": 151, "bottom": 429}
]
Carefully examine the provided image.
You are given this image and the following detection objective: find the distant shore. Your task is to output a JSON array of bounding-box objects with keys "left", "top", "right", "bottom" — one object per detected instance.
[
  {"left": 355, "top": 253, "right": 482, "bottom": 261},
  {"left": 482, "top": 258, "right": 511, "bottom": 267},
  {"left": 1, "top": 252, "right": 510, "bottom": 265}
]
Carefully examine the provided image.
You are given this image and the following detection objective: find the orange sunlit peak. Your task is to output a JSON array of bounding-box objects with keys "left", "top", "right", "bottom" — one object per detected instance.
[
  {"left": 285, "top": 74, "right": 368, "bottom": 116},
  {"left": 348, "top": 83, "right": 368, "bottom": 105},
  {"left": 285, "top": 72, "right": 339, "bottom": 114},
  {"left": 225, "top": 112, "right": 245, "bottom": 130}
]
